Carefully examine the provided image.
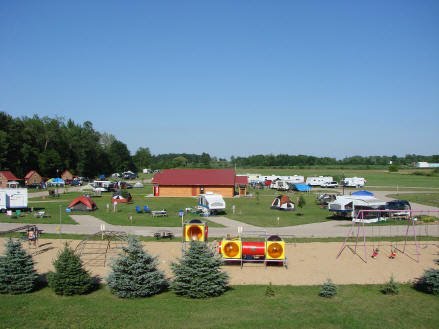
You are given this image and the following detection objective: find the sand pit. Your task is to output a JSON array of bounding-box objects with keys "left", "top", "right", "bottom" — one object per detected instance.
[{"left": 0, "top": 238, "right": 437, "bottom": 285}]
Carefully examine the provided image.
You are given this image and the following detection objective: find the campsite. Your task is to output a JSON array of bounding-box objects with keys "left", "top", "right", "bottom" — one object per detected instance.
[{"left": 1, "top": 164, "right": 439, "bottom": 329}]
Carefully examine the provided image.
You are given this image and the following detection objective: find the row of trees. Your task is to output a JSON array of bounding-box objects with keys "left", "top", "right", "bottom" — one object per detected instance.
[
  {"left": 1, "top": 112, "right": 438, "bottom": 178},
  {"left": 0, "top": 237, "right": 229, "bottom": 299}
]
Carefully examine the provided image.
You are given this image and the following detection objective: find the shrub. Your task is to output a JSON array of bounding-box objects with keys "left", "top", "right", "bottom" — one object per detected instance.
[
  {"left": 48, "top": 243, "right": 95, "bottom": 296},
  {"left": 171, "top": 241, "right": 229, "bottom": 298},
  {"left": 381, "top": 275, "right": 399, "bottom": 295},
  {"left": 414, "top": 269, "right": 439, "bottom": 295},
  {"left": 0, "top": 239, "right": 38, "bottom": 294},
  {"left": 107, "top": 236, "right": 168, "bottom": 298},
  {"left": 319, "top": 279, "right": 337, "bottom": 298},
  {"left": 388, "top": 165, "right": 399, "bottom": 172},
  {"left": 265, "top": 282, "right": 275, "bottom": 297}
]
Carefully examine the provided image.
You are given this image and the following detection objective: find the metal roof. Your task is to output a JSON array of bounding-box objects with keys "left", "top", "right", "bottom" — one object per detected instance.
[{"left": 152, "top": 169, "right": 237, "bottom": 186}]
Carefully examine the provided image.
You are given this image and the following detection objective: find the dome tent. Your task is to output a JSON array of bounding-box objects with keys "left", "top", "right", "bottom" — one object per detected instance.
[
  {"left": 67, "top": 196, "right": 97, "bottom": 211},
  {"left": 271, "top": 195, "right": 295, "bottom": 211}
]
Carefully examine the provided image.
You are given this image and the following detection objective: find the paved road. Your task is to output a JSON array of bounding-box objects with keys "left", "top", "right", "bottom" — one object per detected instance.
[{"left": 1, "top": 190, "right": 438, "bottom": 239}]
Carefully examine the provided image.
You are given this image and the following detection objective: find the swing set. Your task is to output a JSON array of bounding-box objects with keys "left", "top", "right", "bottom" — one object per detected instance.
[{"left": 336, "top": 209, "right": 439, "bottom": 263}]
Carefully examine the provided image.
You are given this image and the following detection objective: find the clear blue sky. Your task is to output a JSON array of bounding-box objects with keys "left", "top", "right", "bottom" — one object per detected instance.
[{"left": 1, "top": 0, "right": 438, "bottom": 159}]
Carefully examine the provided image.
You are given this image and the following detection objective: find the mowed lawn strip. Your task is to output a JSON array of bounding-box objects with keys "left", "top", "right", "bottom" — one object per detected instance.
[
  {"left": 0, "top": 285, "right": 438, "bottom": 329},
  {"left": 387, "top": 193, "right": 439, "bottom": 208}
]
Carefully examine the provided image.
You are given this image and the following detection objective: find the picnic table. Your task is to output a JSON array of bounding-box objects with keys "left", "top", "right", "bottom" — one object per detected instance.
[
  {"left": 153, "top": 230, "right": 174, "bottom": 240},
  {"left": 151, "top": 210, "right": 168, "bottom": 218}
]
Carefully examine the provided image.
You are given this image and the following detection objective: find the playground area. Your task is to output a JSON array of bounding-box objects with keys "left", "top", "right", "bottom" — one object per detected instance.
[{"left": 0, "top": 237, "right": 437, "bottom": 286}]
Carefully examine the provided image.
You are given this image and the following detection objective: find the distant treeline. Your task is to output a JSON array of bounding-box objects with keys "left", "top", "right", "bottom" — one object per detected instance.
[
  {"left": 1, "top": 112, "right": 438, "bottom": 178},
  {"left": 230, "top": 154, "right": 439, "bottom": 168}
]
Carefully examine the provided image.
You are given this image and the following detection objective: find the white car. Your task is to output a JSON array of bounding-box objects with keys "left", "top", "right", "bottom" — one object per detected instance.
[{"left": 321, "top": 181, "right": 339, "bottom": 188}]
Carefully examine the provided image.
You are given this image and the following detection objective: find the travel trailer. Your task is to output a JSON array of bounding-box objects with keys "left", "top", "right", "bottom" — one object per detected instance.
[
  {"left": 92, "top": 180, "right": 112, "bottom": 192},
  {"left": 0, "top": 188, "right": 28, "bottom": 211},
  {"left": 270, "top": 180, "right": 291, "bottom": 191},
  {"left": 305, "top": 176, "right": 333, "bottom": 186},
  {"left": 197, "top": 193, "right": 226, "bottom": 215},
  {"left": 342, "top": 177, "right": 366, "bottom": 188}
]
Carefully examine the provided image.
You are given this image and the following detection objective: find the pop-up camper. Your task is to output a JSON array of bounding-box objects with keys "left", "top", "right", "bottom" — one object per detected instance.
[{"left": 197, "top": 193, "right": 226, "bottom": 215}]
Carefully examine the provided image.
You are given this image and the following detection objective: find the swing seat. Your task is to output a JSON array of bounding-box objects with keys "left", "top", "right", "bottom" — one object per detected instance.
[{"left": 388, "top": 252, "right": 397, "bottom": 259}]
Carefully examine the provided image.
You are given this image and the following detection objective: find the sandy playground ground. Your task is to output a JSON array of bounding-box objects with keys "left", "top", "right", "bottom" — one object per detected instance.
[{"left": 1, "top": 238, "right": 438, "bottom": 286}]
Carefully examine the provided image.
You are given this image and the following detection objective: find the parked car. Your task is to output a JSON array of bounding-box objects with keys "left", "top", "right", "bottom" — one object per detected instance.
[
  {"left": 384, "top": 200, "right": 411, "bottom": 218},
  {"left": 321, "top": 181, "right": 339, "bottom": 188}
]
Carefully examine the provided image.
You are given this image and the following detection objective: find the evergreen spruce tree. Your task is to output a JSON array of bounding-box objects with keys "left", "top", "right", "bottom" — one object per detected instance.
[
  {"left": 171, "top": 241, "right": 229, "bottom": 298},
  {"left": 0, "top": 239, "right": 37, "bottom": 294},
  {"left": 414, "top": 268, "right": 439, "bottom": 296},
  {"left": 319, "top": 279, "right": 337, "bottom": 298},
  {"left": 48, "top": 243, "right": 94, "bottom": 296},
  {"left": 381, "top": 275, "right": 400, "bottom": 295},
  {"left": 107, "top": 236, "right": 168, "bottom": 298},
  {"left": 265, "top": 282, "right": 275, "bottom": 297}
]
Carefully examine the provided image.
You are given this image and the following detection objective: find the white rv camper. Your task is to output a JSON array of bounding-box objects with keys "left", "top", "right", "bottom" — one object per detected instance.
[
  {"left": 342, "top": 177, "right": 366, "bottom": 188},
  {"left": 306, "top": 176, "right": 333, "bottom": 186},
  {"left": 92, "top": 180, "right": 112, "bottom": 192},
  {"left": 270, "top": 180, "right": 290, "bottom": 191},
  {"left": 0, "top": 188, "right": 28, "bottom": 211},
  {"left": 197, "top": 193, "right": 226, "bottom": 214}
]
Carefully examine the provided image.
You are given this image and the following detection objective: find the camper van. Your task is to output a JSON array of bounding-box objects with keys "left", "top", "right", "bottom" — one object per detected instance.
[
  {"left": 197, "top": 193, "right": 226, "bottom": 215},
  {"left": 306, "top": 176, "right": 333, "bottom": 186},
  {"left": 0, "top": 188, "right": 28, "bottom": 211},
  {"left": 342, "top": 177, "right": 366, "bottom": 188}
]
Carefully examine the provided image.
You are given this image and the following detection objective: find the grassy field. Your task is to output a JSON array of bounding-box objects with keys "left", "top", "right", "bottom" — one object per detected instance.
[
  {"left": 0, "top": 285, "right": 438, "bottom": 329},
  {"left": 387, "top": 193, "right": 439, "bottom": 208}
]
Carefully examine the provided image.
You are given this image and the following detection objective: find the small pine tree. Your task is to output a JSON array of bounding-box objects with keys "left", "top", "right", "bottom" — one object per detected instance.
[
  {"left": 0, "top": 239, "right": 37, "bottom": 294},
  {"left": 414, "top": 268, "right": 439, "bottom": 296},
  {"left": 381, "top": 275, "right": 399, "bottom": 295},
  {"left": 48, "top": 243, "right": 94, "bottom": 296},
  {"left": 265, "top": 282, "right": 275, "bottom": 297},
  {"left": 171, "top": 241, "right": 229, "bottom": 298},
  {"left": 107, "top": 236, "right": 168, "bottom": 298},
  {"left": 319, "top": 279, "right": 337, "bottom": 298},
  {"left": 296, "top": 195, "right": 306, "bottom": 216}
]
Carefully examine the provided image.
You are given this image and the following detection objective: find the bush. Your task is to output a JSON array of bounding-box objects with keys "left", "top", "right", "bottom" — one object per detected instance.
[
  {"left": 265, "top": 282, "right": 275, "bottom": 297},
  {"left": 414, "top": 269, "right": 439, "bottom": 295},
  {"left": 319, "top": 279, "right": 337, "bottom": 298},
  {"left": 388, "top": 165, "right": 399, "bottom": 172},
  {"left": 171, "top": 241, "right": 229, "bottom": 298},
  {"left": 0, "top": 239, "right": 38, "bottom": 294},
  {"left": 381, "top": 275, "right": 399, "bottom": 295},
  {"left": 48, "top": 243, "right": 95, "bottom": 296},
  {"left": 107, "top": 236, "right": 168, "bottom": 298}
]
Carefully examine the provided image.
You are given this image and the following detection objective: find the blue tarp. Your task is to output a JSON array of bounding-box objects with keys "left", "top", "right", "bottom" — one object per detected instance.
[
  {"left": 351, "top": 190, "right": 374, "bottom": 197},
  {"left": 294, "top": 183, "right": 312, "bottom": 192}
]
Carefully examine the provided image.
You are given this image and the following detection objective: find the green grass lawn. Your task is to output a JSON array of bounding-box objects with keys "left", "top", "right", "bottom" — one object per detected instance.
[
  {"left": 0, "top": 285, "right": 438, "bottom": 329},
  {"left": 226, "top": 190, "right": 331, "bottom": 227},
  {"left": 1, "top": 198, "right": 77, "bottom": 225},
  {"left": 387, "top": 193, "right": 439, "bottom": 208}
]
